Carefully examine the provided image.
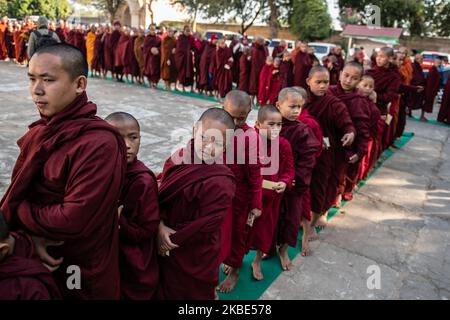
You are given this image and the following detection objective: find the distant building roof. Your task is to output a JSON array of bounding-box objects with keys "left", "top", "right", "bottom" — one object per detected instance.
[{"left": 342, "top": 24, "right": 403, "bottom": 39}]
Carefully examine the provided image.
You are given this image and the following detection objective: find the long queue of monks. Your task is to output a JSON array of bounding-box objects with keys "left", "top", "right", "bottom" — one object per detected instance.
[{"left": 1, "top": 17, "right": 450, "bottom": 301}]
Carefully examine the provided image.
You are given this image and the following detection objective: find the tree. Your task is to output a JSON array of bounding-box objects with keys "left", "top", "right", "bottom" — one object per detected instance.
[
  {"left": 289, "top": 0, "right": 331, "bottom": 41},
  {"left": 424, "top": 0, "right": 450, "bottom": 37},
  {"left": 92, "top": 0, "right": 125, "bottom": 22},
  {"left": 170, "top": 0, "right": 209, "bottom": 31},
  {"left": 338, "top": 0, "right": 425, "bottom": 36},
  {"left": 1, "top": 0, "right": 71, "bottom": 19}
]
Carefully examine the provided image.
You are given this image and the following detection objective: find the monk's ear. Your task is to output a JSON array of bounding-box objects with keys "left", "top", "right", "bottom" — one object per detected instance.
[
  {"left": 0, "top": 243, "right": 9, "bottom": 261},
  {"left": 275, "top": 101, "right": 280, "bottom": 110},
  {"left": 255, "top": 120, "right": 261, "bottom": 129},
  {"left": 75, "top": 76, "right": 87, "bottom": 95}
]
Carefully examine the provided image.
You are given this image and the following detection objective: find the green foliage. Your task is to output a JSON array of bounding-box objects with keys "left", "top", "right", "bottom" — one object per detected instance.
[
  {"left": 289, "top": 0, "right": 332, "bottom": 41},
  {"left": 1, "top": 0, "right": 71, "bottom": 20}
]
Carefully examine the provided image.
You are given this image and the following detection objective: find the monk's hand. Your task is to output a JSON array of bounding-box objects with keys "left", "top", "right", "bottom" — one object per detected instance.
[
  {"left": 250, "top": 208, "right": 262, "bottom": 219},
  {"left": 292, "top": 179, "right": 296, "bottom": 187},
  {"left": 381, "top": 115, "right": 387, "bottom": 121},
  {"left": 32, "top": 236, "right": 64, "bottom": 271},
  {"left": 167, "top": 60, "right": 171, "bottom": 66},
  {"left": 348, "top": 154, "right": 359, "bottom": 164},
  {"left": 416, "top": 86, "right": 424, "bottom": 92},
  {"left": 341, "top": 132, "right": 355, "bottom": 147},
  {"left": 118, "top": 205, "right": 123, "bottom": 218},
  {"left": 369, "top": 91, "right": 377, "bottom": 103},
  {"left": 157, "top": 221, "right": 178, "bottom": 256},
  {"left": 273, "top": 182, "right": 287, "bottom": 193}
]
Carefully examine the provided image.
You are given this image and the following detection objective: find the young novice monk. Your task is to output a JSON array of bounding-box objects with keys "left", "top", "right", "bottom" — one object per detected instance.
[
  {"left": 247, "top": 106, "right": 295, "bottom": 280},
  {"left": 327, "top": 62, "right": 371, "bottom": 205},
  {"left": 105, "top": 112, "right": 160, "bottom": 300},
  {"left": 219, "top": 90, "right": 262, "bottom": 293},
  {"left": 276, "top": 87, "right": 321, "bottom": 268},
  {"left": 157, "top": 108, "right": 236, "bottom": 300},
  {"left": 0, "top": 212, "right": 62, "bottom": 300},
  {"left": 305, "top": 66, "right": 356, "bottom": 230},
  {"left": 258, "top": 56, "right": 275, "bottom": 106}
]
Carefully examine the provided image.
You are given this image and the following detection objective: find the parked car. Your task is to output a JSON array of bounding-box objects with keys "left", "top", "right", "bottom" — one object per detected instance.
[
  {"left": 308, "top": 42, "right": 336, "bottom": 63},
  {"left": 421, "top": 51, "right": 450, "bottom": 71},
  {"left": 268, "top": 39, "right": 295, "bottom": 56}
]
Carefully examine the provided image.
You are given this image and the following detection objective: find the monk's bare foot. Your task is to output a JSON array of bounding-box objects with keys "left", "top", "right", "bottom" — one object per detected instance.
[
  {"left": 222, "top": 264, "right": 231, "bottom": 275},
  {"left": 218, "top": 268, "right": 239, "bottom": 293},
  {"left": 251, "top": 261, "right": 264, "bottom": 280},
  {"left": 278, "top": 244, "right": 293, "bottom": 271},
  {"left": 301, "top": 220, "right": 314, "bottom": 254},
  {"left": 316, "top": 213, "right": 328, "bottom": 229},
  {"left": 333, "top": 194, "right": 342, "bottom": 208},
  {"left": 308, "top": 226, "right": 319, "bottom": 241}
]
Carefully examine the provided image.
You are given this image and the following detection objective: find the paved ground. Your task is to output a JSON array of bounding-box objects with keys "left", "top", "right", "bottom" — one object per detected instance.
[{"left": 1, "top": 60, "right": 449, "bottom": 300}]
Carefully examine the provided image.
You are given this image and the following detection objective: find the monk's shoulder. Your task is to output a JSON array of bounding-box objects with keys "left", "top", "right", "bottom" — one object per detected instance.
[{"left": 74, "top": 126, "right": 121, "bottom": 152}]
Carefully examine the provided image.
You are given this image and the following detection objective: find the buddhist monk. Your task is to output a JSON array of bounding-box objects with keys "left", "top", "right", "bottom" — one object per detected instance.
[
  {"left": 249, "top": 36, "right": 269, "bottom": 101},
  {"left": 0, "top": 16, "right": 7, "bottom": 60},
  {"left": 85, "top": 25, "right": 96, "bottom": 69},
  {"left": 408, "top": 53, "right": 426, "bottom": 114},
  {"left": 114, "top": 26, "right": 130, "bottom": 82},
  {"left": 219, "top": 91, "right": 262, "bottom": 293},
  {"left": 157, "top": 108, "right": 236, "bottom": 300},
  {"left": 55, "top": 20, "right": 66, "bottom": 43},
  {"left": 73, "top": 25, "right": 86, "bottom": 59},
  {"left": 198, "top": 35, "right": 217, "bottom": 95},
  {"left": 175, "top": 25, "right": 195, "bottom": 92},
  {"left": 293, "top": 41, "right": 312, "bottom": 88},
  {"left": 305, "top": 66, "right": 356, "bottom": 230},
  {"left": 422, "top": 58, "right": 442, "bottom": 121},
  {"left": 272, "top": 39, "right": 287, "bottom": 59},
  {"left": 215, "top": 39, "right": 234, "bottom": 99},
  {"left": 143, "top": 25, "right": 161, "bottom": 88},
  {"left": 279, "top": 51, "right": 294, "bottom": 90},
  {"left": 102, "top": 26, "right": 114, "bottom": 78},
  {"left": 106, "top": 112, "right": 160, "bottom": 300},
  {"left": 258, "top": 56, "right": 274, "bottom": 106},
  {"left": 91, "top": 26, "right": 105, "bottom": 77},
  {"left": 123, "top": 28, "right": 141, "bottom": 84},
  {"left": 237, "top": 46, "right": 251, "bottom": 94},
  {"left": 110, "top": 21, "right": 122, "bottom": 80},
  {"left": 437, "top": 77, "right": 450, "bottom": 124},
  {"left": 331, "top": 45, "right": 345, "bottom": 72},
  {"left": 5, "top": 23, "right": 15, "bottom": 60},
  {"left": 0, "top": 213, "right": 62, "bottom": 300},
  {"left": 160, "top": 27, "right": 177, "bottom": 91},
  {"left": 247, "top": 105, "right": 295, "bottom": 280},
  {"left": 0, "top": 43, "right": 127, "bottom": 299},
  {"left": 133, "top": 28, "right": 145, "bottom": 84},
  {"left": 276, "top": 87, "right": 321, "bottom": 264}
]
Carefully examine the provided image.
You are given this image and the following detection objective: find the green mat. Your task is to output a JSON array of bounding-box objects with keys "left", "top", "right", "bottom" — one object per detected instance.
[
  {"left": 409, "top": 116, "right": 450, "bottom": 128},
  {"left": 218, "top": 131, "right": 415, "bottom": 300}
]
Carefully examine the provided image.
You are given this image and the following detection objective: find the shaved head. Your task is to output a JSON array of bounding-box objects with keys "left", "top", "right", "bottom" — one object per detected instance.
[
  {"left": 278, "top": 87, "right": 306, "bottom": 103},
  {"left": 199, "top": 108, "right": 235, "bottom": 130},
  {"left": 308, "top": 65, "right": 329, "bottom": 78},
  {"left": 105, "top": 112, "right": 140, "bottom": 130},
  {"left": 257, "top": 105, "right": 280, "bottom": 122},
  {"left": 344, "top": 61, "right": 364, "bottom": 75},
  {"left": 291, "top": 86, "right": 308, "bottom": 100},
  {"left": 224, "top": 90, "right": 252, "bottom": 111},
  {"left": 33, "top": 43, "right": 88, "bottom": 80},
  {"left": 380, "top": 46, "right": 395, "bottom": 58}
]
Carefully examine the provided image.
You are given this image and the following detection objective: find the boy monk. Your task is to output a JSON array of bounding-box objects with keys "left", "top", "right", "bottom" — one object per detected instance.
[
  {"left": 422, "top": 58, "right": 442, "bottom": 121},
  {"left": 105, "top": 112, "right": 160, "bottom": 300},
  {"left": 247, "top": 106, "right": 295, "bottom": 280},
  {"left": 157, "top": 108, "right": 236, "bottom": 300},
  {"left": 305, "top": 66, "right": 356, "bottom": 230},
  {"left": 258, "top": 56, "right": 274, "bottom": 106},
  {"left": 276, "top": 88, "right": 321, "bottom": 265},
  {"left": 0, "top": 212, "right": 62, "bottom": 300},
  {"left": 0, "top": 43, "right": 127, "bottom": 299},
  {"left": 219, "top": 90, "right": 262, "bottom": 293},
  {"left": 327, "top": 62, "right": 371, "bottom": 205}
]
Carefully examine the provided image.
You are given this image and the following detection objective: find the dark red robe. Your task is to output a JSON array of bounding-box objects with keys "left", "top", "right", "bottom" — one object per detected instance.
[
  {"left": 238, "top": 53, "right": 251, "bottom": 93},
  {"left": 143, "top": 34, "right": 162, "bottom": 83},
  {"left": 55, "top": 27, "right": 66, "bottom": 43},
  {"left": 65, "top": 30, "right": 75, "bottom": 46},
  {"left": 272, "top": 45, "right": 285, "bottom": 59},
  {"left": 158, "top": 142, "right": 236, "bottom": 300},
  {"left": 91, "top": 33, "right": 104, "bottom": 72},
  {"left": 258, "top": 64, "right": 273, "bottom": 105},
  {"left": 0, "top": 231, "right": 62, "bottom": 300},
  {"left": 115, "top": 33, "right": 129, "bottom": 69},
  {"left": 279, "top": 60, "right": 294, "bottom": 90},
  {"left": 5, "top": 29, "right": 15, "bottom": 59},
  {"left": 215, "top": 46, "right": 233, "bottom": 98},
  {"left": 247, "top": 135, "right": 294, "bottom": 254},
  {"left": 249, "top": 43, "right": 268, "bottom": 95},
  {"left": 160, "top": 35, "right": 177, "bottom": 82},
  {"left": 124, "top": 35, "right": 140, "bottom": 77},
  {"left": 73, "top": 31, "right": 86, "bottom": 58},
  {"left": 175, "top": 34, "right": 194, "bottom": 86},
  {"left": 119, "top": 159, "right": 159, "bottom": 300},
  {"left": 0, "top": 92, "right": 127, "bottom": 299},
  {"left": 306, "top": 92, "right": 356, "bottom": 214},
  {"left": 408, "top": 60, "right": 426, "bottom": 110},
  {"left": 278, "top": 118, "right": 321, "bottom": 247},
  {"left": 328, "top": 84, "right": 371, "bottom": 203},
  {"left": 293, "top": 51, "right": 312, "bottom": 89},
  {"left": 365, "top": 65, "right": 401, "bottom": 115},
  {"left": 103, "top": 33, "right": 114, "bottom": 72},
  {"left": 198, "top": 42, "right": 216, "bottom": 91},
  {"left": 423, "top": 66, "right": 442, "bottom": 113},
  {"left": 0, "top": 22, "right": 8, "bottom": 59},
  {"left": 224, "top": 123, "right": 262, "bottom": 268},
  {"left": 437, "top": 78, "right": 450, "bottom": 124}
]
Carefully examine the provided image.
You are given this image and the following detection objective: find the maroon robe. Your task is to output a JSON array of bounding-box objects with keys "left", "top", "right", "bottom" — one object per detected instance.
[
  {"left": 5, "top": 29, "right": 15, "bottom": 58},
  {"left": 0, "top": 231, "right": 62, "bottom": 300},
  {"left": 306, "top": 92, "right": 356, "bottom": 214},
  {"left": 55, "top": 27, "right": 66, "bottom": 43},
  {"left": 143, "top": 34, "right": 162, "bottom": 83},
  {"left": 224, "top": 123, "right": 262, "bottom": 269},
  {"left": 215, "top": 46, "right": 233, "bottom": 98},
  {"left": 247, "top": 135, "right": 294, "bottom": 254},
  {"left": 359, "top": 97, "right": 381, "bottom": 181},
  {"left": 249, "top": 43, "right": 268, "bottom": 95},
  {"left": 91, "top": 33, "right": 104, "bottom": 72},
  {"left": 423, "top": 66, "right": 442, "bottom": 113},
  {"left": 73, "top": 31, "right": 86, "bottom": 58},
  {"left": 437, "top": 78, "right": 450, "bottom": 124},
  {"left": 160, "top": 35, "right": 177, "bottom": 82},
  {"left": 158, "top": 142, "right": 236, "bottom": 300},
  {"left": 238, "top": 53, "right": 251, "bottom": 93},
  {"left": 366, "top": 65, "right": 401, "bottom": 115},
  {"left": 279, "top": 60, "right": 294, "bottom": 90},
  {"left": 0, "top": 92, "right": 127, "bottom": 299},
  {"left": 198, "top": 42, "right": 216, "bottom": 90},
  {"left": 328, "top": 84, "right": 371, "bottom": 204},
  {"left": 278, "top": 118, "right": 321, "bottom": 247},
  {"left": 294, "top": 51, "right": 312, "bottom": 88},
  {"left": 103, "top": 33, "right": 114, "bottom": 72},
  {"left": 119, "top": 159, "right": 159, "bottom": 300},
  {"left": 175, "top": 34, "right": 194, "bottom": 86},
  {"left": 408, "top": 60, "right": 426, "bottom": 110},
  {"left": 272, "top": 45, "right": 285, "bottom": 59},
  {"left": 124, "top": 35, "right": 140, "bottom": 77},
  {"left": 258, "top": 64, "right": 273, "bottom": 105},
  {"left": 65, "top": 30, "right": 75, "bottom": 46},
  {"left": 115, "top": 33, "right": 129, "bottom": 69}
]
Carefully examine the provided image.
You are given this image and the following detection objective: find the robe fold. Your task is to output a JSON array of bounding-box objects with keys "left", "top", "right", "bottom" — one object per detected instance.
[
  {"left": 293, "top": 51, "right": 312, "bottom": 89},
  {"left": 175, "top": 34, "right": 194, "bottom": 86},
  {"left": 279, "top": 60, "right": 294, "bottom": 90},
  {"left": 249, "top": 43, "right": 268, "bottom": 95},
  {"left": 423, "top": 66, "right": 441, "bottom": 113},
  {"left": 160, "top": 35, "right": 177, "bottom": 82},
  {"left": 115, "top": 33, "right": 129, "bottom": 69},
  {"left": 437, "top": 78, "right": 450, "bottom": 124},
  {"left": 238, "top": 53, "right": 251, "bottom": 93},
  {"left": 124, "top": 35, "right": 140, "bottom": 77},
  {"left": 91, "top": 33, "right": 104, "bottom": 72},
  {"left": 215, "top": 46, "right": 233, "bottom": 98},
  {"left": 143, "top": 34, "right": 162, "bottom": 83},
  {"left": 0, "top": 22, "right": 7, "bottom": 60},
  {"left": 198, "top": 42, "right": 216, "bottom": 91},
  {"left": 134, "top": 35, "right": 145, "bottom": 75},
  {"left": 408, "top": 61, "right": 426, "bottom": 110}
]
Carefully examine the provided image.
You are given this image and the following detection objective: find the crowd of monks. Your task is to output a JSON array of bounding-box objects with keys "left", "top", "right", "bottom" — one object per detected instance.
[{"left": 1, "top": 16, "right": 450, "bottom": 301}]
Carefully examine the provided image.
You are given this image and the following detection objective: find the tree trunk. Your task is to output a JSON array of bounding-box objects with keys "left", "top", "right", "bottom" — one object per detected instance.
[
  {"left": 193, "top": 5, "right": 198, "bottom": 32},
  {"left": 268, "top": 0, "right": 280, "bottom": 39},
  {"left": 149, "top": 0, "right": 155, "bottom": 25}
]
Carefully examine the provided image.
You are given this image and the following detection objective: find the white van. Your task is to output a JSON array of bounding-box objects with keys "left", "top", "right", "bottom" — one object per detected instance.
[{"left": 308, "top": 42, "right": 336, "bottom": 63}]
